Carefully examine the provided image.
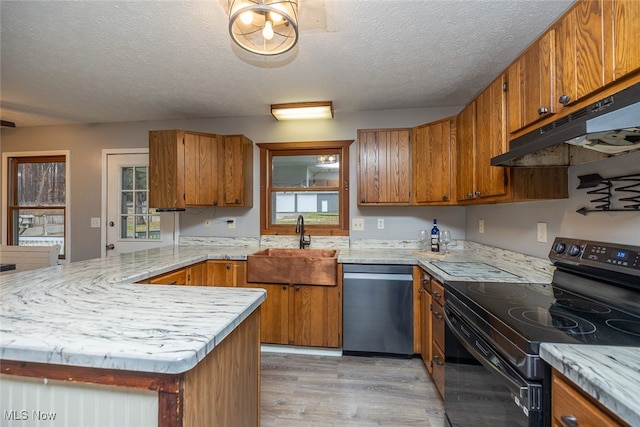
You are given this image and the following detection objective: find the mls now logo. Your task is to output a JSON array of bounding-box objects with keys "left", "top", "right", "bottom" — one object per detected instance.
[{"left": 4, "top": 410, "right": 57, "bottom": 421}]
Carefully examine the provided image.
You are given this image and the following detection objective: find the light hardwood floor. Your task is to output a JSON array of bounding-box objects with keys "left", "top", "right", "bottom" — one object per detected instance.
[{"left": 260, "top": 352, "right": 445, "bottom": 426}]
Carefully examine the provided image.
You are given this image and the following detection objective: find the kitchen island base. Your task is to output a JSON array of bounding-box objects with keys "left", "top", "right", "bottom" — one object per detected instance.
[{"left": 0, "top": 310, "right": 260, "bottom": 427}]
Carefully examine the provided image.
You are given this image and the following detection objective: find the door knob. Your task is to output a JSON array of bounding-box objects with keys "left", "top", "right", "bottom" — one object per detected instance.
[
  {"left": 109, "top": 221, "right": 115, "bottom": 227},
  {"left": 106, "top": 244, "right": 115, "bottom": 250}
]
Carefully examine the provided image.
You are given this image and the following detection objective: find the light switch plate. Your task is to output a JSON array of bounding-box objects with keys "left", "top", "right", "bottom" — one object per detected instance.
[
  {"left": 90, "top": 217, "right": 101, "bottom": 228},
  {"left": 377, "top": 218, "right": 384, "bottom": 229},
  {"left": 352, "top": 218, "right": 364, "bottom": 231},
  {"left": 537, "top": 222, "right": 547, "bottom": 243},
  {"left": 479, "top": 219, "right": 485, "bottom": 234}
]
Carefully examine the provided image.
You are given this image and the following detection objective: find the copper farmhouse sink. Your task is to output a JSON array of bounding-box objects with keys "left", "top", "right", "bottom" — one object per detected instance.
[{"left": 246, "top": 248, "right": 338, "bottom": 286}]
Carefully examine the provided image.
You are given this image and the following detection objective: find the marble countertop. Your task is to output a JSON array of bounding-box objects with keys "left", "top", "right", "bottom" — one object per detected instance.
[
  {"left": 0, "top": 245, "right": 265, "bottom": 375},
  {"left": 541, "top": 344, "right": 640, "bottom": 426}
]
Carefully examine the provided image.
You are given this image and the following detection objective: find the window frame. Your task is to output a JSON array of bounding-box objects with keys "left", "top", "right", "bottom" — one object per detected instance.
[
  {"left": 3, "top": 151, "right": 71, "bottom": 260},
  {"left": 258, "top": 140, "right": 352, "bottom": 236}
]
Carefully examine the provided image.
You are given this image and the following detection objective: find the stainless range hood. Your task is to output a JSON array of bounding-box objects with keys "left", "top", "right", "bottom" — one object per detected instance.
[{"left": 491, "top": 82, "right": 640, "bottom": 167}]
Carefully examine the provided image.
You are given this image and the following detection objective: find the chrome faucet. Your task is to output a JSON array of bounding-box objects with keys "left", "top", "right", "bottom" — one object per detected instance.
[{"left": 295, "top": 215, "right": 311, "bottom": 249}]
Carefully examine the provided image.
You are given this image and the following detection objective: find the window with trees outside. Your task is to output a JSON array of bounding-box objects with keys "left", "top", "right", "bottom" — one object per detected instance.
[
  {"left": 7, "top": 155, "right": 67, "bottom": 259},
  {"left": 258, "top": 141, "right": 352, "bottom": 236}
]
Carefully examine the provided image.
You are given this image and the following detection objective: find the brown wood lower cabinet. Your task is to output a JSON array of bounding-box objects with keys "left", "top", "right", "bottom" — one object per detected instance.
[
  {"left": 246, "top": 281, "right": 342, "bottom": 348},
  {"left": 418, "top": 269, "right": 432, "bottom": 374},
  {"left": 206, "top": 260, "right": 246, "bottom": 286},
  {"left": 139, "top": 262, "right": 207, "bottom": 286},
  {"left": 552, "top": 370, "right": 628, "bottom": 427},
  {"left": 430, "top": 278, "right": 446, "bottom": 398}
]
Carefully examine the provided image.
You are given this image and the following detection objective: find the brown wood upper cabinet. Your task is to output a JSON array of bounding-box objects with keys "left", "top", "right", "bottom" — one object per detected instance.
[
  {"left": 358, "top": 128, "right": 411, "bottom": 205},
  {"left": 507, "top": 30, "right": 555, "bottom": 133},
  {"left": 613, "top": 0, "right": 640, "bottom": 79},
  {"left": 455, "top": 77, "right": 509, "bottom": 203},
  {"left": 554, "top": 0, "right": 614, "bottom": 110},
  {"left": 412, "top": 117, "right": 455, "bottom": 205},
  {"left": 149, "top": 130, "right": 253, "bottom": 210}
]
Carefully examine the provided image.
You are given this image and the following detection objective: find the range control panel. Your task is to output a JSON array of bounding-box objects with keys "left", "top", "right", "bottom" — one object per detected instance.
[{"left": 549, "top": 237, "right": 640, "bottom": 275}]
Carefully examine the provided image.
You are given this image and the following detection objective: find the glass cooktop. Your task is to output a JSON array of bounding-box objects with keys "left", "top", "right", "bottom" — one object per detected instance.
[{"left": 430, "top": 261, "right": 521, "bottom": 280}]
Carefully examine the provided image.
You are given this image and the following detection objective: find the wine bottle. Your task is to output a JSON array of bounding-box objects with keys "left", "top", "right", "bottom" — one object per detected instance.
[{"left": 431, "top": 219, "right": 440, "bottom": 252}]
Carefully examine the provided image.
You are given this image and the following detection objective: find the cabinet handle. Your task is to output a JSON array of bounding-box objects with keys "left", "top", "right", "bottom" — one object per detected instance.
[
  {"left": 166, "top": 280, "right": 178, "bottom": 286},
  {"left": 433, "top": 354, "right": 443, "bottom": 366},
  {"left": 559, "top": 415, "right": 578, "bottom": 427},
  {"left": 558, "top": 95, "right": 571, "bottom": 105},
  {"left": 538, "top": 106, "right": 548, "bottom": 115}
]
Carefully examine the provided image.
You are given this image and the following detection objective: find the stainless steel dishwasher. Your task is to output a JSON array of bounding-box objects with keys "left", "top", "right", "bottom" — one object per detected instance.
[{"left": 342, "top": 264, "right": 414, "bottom": 356}]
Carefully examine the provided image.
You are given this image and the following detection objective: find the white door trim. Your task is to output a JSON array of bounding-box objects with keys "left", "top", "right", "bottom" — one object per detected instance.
[{"left": 101, "top": 149, "right": 179, "bottom": 258}]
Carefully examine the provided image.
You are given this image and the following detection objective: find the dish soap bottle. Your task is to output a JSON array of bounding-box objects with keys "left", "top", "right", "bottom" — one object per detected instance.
[{"left": 431, "top": 219, "right": 440, "bottom": 252}]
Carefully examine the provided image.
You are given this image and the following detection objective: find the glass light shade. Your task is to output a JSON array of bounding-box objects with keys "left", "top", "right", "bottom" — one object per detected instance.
[
  {"left": 271, "top": 102, "right": 334, "bottom": 120},
  {"left": 228, "top": 0, "right": 299, "bottom": 56}
]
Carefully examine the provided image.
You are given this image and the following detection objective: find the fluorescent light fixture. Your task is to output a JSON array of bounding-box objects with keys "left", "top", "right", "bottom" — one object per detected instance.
[{"left": 271, "top": 102, "right": 334, "bottom": 121}]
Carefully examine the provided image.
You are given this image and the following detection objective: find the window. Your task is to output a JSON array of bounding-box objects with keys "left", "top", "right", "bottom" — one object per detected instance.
[
  {"left": 7, "top": 155, "right": 68, "bottom": 258},
  {"left": 258, "top": 141, "right": 352, "bottom": 236},
  {"left": 118, "top": 165, "right": 160, "bottom": 240}
]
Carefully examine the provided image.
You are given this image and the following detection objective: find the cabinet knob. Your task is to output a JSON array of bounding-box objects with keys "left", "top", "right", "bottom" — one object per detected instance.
[
  {"left": 433, "top": 354, "right": 443, "bottom": 365},
  {"left": 282, "top": 285, "right": 287, "bottom": 290},
  {"left": 213, "top": 201, "right": 218, "bottom": 206},
  {"left": 474, "top": 190, "right": 481, "bottom": 196},
  {"left": 295, "top": 285, "right": 301, "bottom": 291},
  {"left": 538, "top": 106, "right": 549, "bottom": 115},
  {"left": 467, "top": 192, "right": 473, "bottom": 199},
  {"left": 360, "top": 197, "right": 366, "bottom": 203},
  {"left": 235, "top": 198, "right": 240, "bottom": 204},
  {"left": 559, "top": 415, "right": 578, "bottom": 427},
  {"left": 226, "top": 264, "right": 232, "bottom": 269},
  {"left": 442, "top": 195, "right": 448, "bottom": 201},
  {"left": 558, "top": 95, "right": 571, "bottom": 105},
  {"left": 432, "top": 291, "right": 441, "bottom": 299},
  {"left": 433, "top": 311, "right": 443, "bottom": 320}
]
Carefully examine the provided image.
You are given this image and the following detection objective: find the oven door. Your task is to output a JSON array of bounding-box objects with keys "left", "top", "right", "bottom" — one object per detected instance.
[{"left": 444, "top": 304, "right": 547, "bottom": 427}]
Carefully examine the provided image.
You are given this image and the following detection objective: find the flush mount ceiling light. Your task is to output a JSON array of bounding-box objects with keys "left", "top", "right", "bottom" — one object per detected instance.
[
  {"left": 271, "top": 101, "right": 334, "bottom": 120},
  {"left": 228, "top": 0, "right": 299, "bottom": 56}
]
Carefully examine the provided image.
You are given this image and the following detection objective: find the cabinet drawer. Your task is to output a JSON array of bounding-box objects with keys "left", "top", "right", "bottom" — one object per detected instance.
[
  {"left": 432, "top": 343, "right": 445, "bottom": 399},
  {"left": 432, "top": 301, "right": 445, "bottom": 351},
  {"left": 149, "top": 268, "right": 187, "bottom": 285},
  {"left": 430, "top": 278, "right": 445, "bottom": 306},
  {"left": 552, "top": 371, "right": 626, "bottom": 427}
]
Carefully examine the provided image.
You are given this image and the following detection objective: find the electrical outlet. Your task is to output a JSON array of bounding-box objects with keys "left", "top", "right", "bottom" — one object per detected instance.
[
  {"left": 204, "top": 219, "right": 211, "bottom": 228},
  {"left": 228, "top": 218, "right": 236, "bottom": 229},
  {"left": 479, "top": 219, "right": 485, "bottom": 234},
  {"left": 537, "top": 222, "right": 547, "bottom": 243},
  {"left": 90, "top": 217, "right": 101, "bottom": 228},
  {"left": 352, "top": 218, "right": 364, "bottom": 231},
  {"left": 377, "top": 218, "right": 384, "bottom": 229}
]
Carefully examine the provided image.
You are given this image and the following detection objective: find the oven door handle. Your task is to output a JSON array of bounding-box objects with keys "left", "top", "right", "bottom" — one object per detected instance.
[{"left": 444, "top": 306, "right": 534, "bottom": 411}]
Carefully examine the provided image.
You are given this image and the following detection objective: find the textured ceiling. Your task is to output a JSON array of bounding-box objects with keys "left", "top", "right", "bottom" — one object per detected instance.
[{"left": 0, "top": 0, "right": 573, "bottom": 127}]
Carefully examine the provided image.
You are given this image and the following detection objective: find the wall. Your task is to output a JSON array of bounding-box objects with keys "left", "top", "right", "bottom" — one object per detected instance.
[
  {"left": 4, "top": 110, "right": 638, "bottom": 262},
  {"left": 0, "top": 106, "right": 461, "bottom": 261},
  {"left": 466, "top": 151, "right": 640, "bottom": 258}
]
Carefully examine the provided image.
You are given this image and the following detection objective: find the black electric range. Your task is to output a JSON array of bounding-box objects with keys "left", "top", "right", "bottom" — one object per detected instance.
[{"left": 443, "top": 237, "right": 640, "bottom": 427}]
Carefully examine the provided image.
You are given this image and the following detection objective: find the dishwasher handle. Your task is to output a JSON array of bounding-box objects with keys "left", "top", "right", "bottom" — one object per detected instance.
[{"left": 343, "top": 272, "right": 413, "bottom": 281}]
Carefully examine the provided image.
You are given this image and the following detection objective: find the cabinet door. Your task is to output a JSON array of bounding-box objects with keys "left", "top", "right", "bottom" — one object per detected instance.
[
  {"left": 475, "top": 75, "right": 508, "bottom": 199},
  {"left": 206, "top": 260, "right": 246, "bottom": 287},
  {"left": 149, "top": 130, "right": 184, "bottom": 209},
  {"left": 507, "top": 31, "right": 555, "bottom": 133},
  {"left": 291, "top": 284, "right": 341, "bottom": 348},
  {"left": 613, "top": 0, "right": 640, "bottom": 79},
  {"left": 218, "top": 135, "right": 253, "bottom": 207},
  {"left": 358, "top": 129, "right": 411, "bottom": 205},
  {"left": 419, "top": 274, "right": 432, "bottom": 373},
  {"left": 454, "top": 101, "right": 476, "bottom": 201},
  {"left": 246, "top": 283, "right": 289, "bottom": 345},
  {"left": 186, "top": 262, "right": 207, "bottom": 286},
  {"left": 555, "top": 0, "right": 613, "bottom": 110},
  {"left": 412, "top": 118, "right": 454, "bottom": 204},
  {"left": 184, "top": 133, "right": 218, "bottom": 206}
]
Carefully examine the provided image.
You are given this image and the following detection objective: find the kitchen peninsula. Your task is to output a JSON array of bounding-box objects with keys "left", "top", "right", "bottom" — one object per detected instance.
[{"left": 0, "top": 246, "right": 265, "bottom": 427}]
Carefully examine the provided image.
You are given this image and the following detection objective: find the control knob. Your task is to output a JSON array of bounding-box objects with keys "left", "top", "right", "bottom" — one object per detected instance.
[
  {"left": 567, "top": 244, "right": 582, "bottom": 257},
  {"left": 552, "top": 242, "right": 566, "bottom": 254}
]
